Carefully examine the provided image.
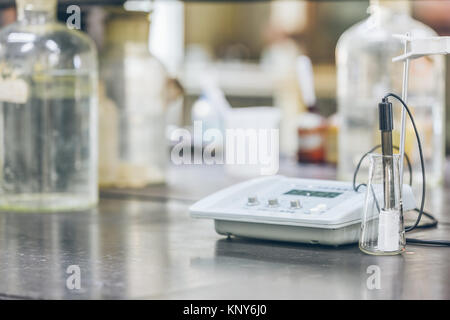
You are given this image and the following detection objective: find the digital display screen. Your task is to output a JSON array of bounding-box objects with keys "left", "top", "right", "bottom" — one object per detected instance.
[{"left": 284, "top": 189, "right": 342, "bottom": 198}]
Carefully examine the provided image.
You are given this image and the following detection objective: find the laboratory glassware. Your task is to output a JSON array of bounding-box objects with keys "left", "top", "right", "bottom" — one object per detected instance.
[
  {"left": 336, "top": 0, "right": 445, "bottom": 186},
  {"left": 359, "top": 153, "right": 405, "bottom": 255},
  {"left": 99, "top": 5, "right": 169, "bottom": 188},
  {"left": 0, "top": 0, "right": 98, "bottom": 211}
]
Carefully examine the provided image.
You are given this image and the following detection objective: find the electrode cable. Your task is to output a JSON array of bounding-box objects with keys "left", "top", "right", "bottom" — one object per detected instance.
[{"left": 384, "top": 93, "right": 425, "bottom": 232}]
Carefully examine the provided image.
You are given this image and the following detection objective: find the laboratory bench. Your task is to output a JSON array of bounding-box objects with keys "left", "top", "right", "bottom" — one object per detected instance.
[{"left": 0, "top": 159, "right": 449, "bottom": 300}]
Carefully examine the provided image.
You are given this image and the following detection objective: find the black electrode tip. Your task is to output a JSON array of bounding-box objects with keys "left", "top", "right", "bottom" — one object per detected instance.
[{"left": 379, "top": 99, "right": 393, "bottom": 132}]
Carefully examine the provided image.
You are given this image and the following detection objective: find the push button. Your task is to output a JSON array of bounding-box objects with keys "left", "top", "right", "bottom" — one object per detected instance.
[
  {"left": 247, "top": 196, "right": 259, "bottom": 206},
  {"left": 290, "top": 200, "right": 302, "bottom": 209},
  {"left": 267, "top": 198, "right": 279, "bottom": 207}
]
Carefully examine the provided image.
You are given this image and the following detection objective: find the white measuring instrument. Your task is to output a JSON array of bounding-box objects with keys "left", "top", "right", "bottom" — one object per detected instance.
[{"left": 190, "top": 176, "right": 416, "bottom": 245}]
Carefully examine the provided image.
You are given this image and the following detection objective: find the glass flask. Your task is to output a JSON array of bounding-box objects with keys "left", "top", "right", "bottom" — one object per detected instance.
[
  {"left": 99, "top": 5, "right": 169, "bottom": 188},
  {"left": 0, "top": 0, "right": 98, "bottom": 212},
  {"left": 360, "top": 153, "right": 405, "bottom": 255},
  {"left": 336, "top": 0, "right": 445, "bottom": 187}
]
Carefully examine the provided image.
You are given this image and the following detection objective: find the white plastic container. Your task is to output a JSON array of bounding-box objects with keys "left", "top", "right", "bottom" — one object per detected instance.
[{"left": 224, "top": 107, "right": 280, "bottom": 178}]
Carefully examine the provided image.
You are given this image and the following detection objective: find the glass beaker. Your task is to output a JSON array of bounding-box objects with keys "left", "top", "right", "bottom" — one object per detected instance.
[{"left": 359, "top": 153, "right": 405, "bottom": 255}]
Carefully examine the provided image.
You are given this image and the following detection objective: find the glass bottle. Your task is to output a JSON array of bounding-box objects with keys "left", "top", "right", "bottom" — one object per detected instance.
[
  {"left": 99, "top": 5, "right": 169, "bottom": 188},
  {"left": 360, "top": 153, "right": 405, "bottom": 255},
  {"left": 336, "top": 0, "right": 445, "bottom": 187},
  {"left": 0, "top": 0, "right": 98, "bottom": 211}
]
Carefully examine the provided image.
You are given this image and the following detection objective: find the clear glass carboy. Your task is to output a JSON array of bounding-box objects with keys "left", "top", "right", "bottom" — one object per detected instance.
[{"left": 0, "top": 0, "right": 98, "bottom": 212}]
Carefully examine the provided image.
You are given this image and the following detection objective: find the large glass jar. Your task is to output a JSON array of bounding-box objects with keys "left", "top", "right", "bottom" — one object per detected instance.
[
  {"left": 0, "top": 0, "right": 98, "bottom": 211},
  {"left": 336, "top": 0, "right": 445, "bottom": 187},
  {"left": 99, "top": 5, "right": 169, "bottom": 188}
]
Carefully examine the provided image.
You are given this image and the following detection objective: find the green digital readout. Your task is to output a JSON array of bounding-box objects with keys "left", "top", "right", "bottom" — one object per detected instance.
[{"left": 284, "top": 189, "right": 342, "bottom": 198}]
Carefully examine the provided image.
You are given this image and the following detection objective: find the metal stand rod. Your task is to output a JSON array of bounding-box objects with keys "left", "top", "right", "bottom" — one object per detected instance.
[{"left": 399, "top": 33, "right": 410, "bottom": 190}]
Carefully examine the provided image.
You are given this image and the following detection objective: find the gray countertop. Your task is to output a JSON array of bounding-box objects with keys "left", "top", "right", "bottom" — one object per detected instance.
[{"left": 0, "top": 160, "right": 449, "bottom": 299}]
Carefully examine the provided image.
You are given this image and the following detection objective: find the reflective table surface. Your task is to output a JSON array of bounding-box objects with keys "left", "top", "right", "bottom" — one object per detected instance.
[{"left": 1, "top": 160, "right": 449, "bottom": 299}]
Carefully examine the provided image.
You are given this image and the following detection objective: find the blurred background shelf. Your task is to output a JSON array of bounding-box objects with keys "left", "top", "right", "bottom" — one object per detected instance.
[{"left": 1, "top": 0, "right": 450, "bottom": 155}]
